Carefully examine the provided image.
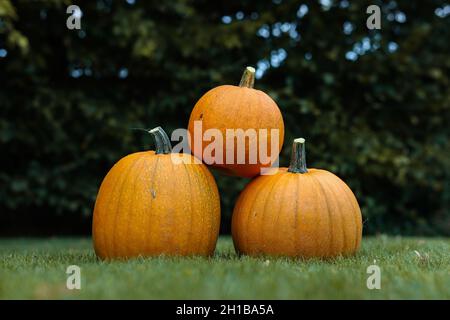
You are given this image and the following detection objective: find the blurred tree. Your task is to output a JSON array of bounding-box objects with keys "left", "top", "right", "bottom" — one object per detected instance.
[{"left": 0, "top": 0, "right": 449, "bottom": 235}]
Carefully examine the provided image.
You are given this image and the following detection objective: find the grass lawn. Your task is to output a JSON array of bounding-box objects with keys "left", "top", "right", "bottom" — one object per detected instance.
[{"left": 0, "top": 236, "right": 449, "bottom": 299}]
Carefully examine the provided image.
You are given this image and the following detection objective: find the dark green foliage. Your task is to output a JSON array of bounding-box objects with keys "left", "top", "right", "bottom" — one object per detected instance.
[{"left": 0, "top": 0, "right": 449, "bottom": 235}]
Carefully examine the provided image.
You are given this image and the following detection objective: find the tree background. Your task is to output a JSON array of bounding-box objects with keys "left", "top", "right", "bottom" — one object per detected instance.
[{"left": 0, "top": 0, "right": 449, "bottom": 236}]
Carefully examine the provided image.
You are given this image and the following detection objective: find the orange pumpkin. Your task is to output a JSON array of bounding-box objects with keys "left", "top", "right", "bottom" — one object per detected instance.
[
  {"left": 188, "top": 67, "right": 284, "bottom": 178},
  {"left": 92, "top": 127, "right": 220, "bottom": 259},
  {"left": 232, "top": 138, "right": 362, "bottom": 258}
]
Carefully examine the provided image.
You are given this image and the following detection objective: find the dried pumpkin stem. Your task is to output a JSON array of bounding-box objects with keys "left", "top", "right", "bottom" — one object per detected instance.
[
  {"left": 149, "top": 126, "right": 172, "bottom": 154},
  {"left": 239, "top": 66, "right": 256, "bottom": 88},
  {"left": 288, "top": 138, "right": 308, "bottom": 173}
]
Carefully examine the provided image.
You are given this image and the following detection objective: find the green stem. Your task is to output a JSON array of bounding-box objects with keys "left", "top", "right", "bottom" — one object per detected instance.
[
  {"left": 287, "top": 138, "right": 308, "bottom": 173},
  {"left": 149, "top": 126, "right": 172, "bottom": 154},
  {"left": 239, "top": 66, "right": 256, "bottom": 88}
]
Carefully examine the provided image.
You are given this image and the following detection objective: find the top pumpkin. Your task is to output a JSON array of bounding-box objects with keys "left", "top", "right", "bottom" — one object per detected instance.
[{"left": 188, "top": 67, "right": 285, "bottom": 178}]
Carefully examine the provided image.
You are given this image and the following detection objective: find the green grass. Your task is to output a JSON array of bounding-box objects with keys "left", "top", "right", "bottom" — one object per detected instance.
[{"left": 0, "top": 236, "right": 449, "bottom": 299}]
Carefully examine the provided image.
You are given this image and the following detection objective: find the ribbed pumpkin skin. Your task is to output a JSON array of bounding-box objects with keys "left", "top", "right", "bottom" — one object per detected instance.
[
  {"left": 232, "top": 168, "right": 362, "bottom": 258},
  {"left": 188, "top": 85, "right": 284, "bottom": 178},
  {"left": 93, "top": 151, "right": 220, "bottom": 259}
]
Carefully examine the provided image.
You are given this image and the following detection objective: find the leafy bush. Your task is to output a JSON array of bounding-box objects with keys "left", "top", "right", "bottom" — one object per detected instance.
[{"left": 0, "top": 0, "right": 448, "bottom": 235}]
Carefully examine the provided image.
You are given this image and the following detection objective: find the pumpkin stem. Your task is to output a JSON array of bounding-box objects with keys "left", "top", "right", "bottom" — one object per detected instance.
[
  {"left": 239, "top": 66, "right": 256, "bottom": 88},
  {"left": 288, "top": 138, "right": 308, "bottom": 174},
  {"left": 149, "top": 126, "right": 172, "bottom": 154}
]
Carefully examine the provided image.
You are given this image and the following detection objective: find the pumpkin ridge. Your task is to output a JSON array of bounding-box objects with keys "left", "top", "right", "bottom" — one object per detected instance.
[
  {"left": 228, "top": 86, "right": 246, "bottom": 147},
  {"left": 196, "top": 165, "right": 211, "bottom": 254},
  {"left": 183, "top": 161, "right": 194, "bottom": 254},
  {"left": 345, "top": 182, "right": 361, "bottom": 252},
  {"left": 135, "top": 153, "right": 156, "bottom": 255},
  {"left": 255, "top": 90, "right": 265, "bottom": 165},
  {"left": 231, "top": 192, "right": 244, "bottom": 254},
  {"left": 320, "top": 172, "right": 348, "bottom": 255},
  {"left": 243, "top": 180, "right": 260, "bottom": 252},
  {"left": 200, "top": 163, "right": 220, "bottom": 255},
  {"left": 121, "top": 156, "right": 149, "bottom": 257},
  {"left": 294, "top": 178, "right": 301, "bottom": 245},
  {"left": 93, "top": 156, "right": 128, "bottom": 258},
  {"left": 331, "top": 171, "right": 362, "bottom": 253},
  {"left": 249, "top": 90, "right": 263, "bottom": 163},
  {"left": 292, "top": 174, "right": 300, "bottom": 255},
  {"left": 306, "top": 174, "right": 321, "bottom": 256},
  {"left": 310, "top": 173, "right": 334, "bottom": 257},
  {"left": 99, "top": 156, "right": 133, "bottom": 258},
  {"left": 199, "top": 163, "right": 214, "bottom": 254},
  {"left": 294, "top": 174, "right": 317, "bottom": 256},
  {"left": 243, "top": 177, "right": 270, "bottom": 252},
  {"left": 258, "top": 174, "right": 284, "bottom": 253},
  {"left": 111, "top": 155, "right": 143, "bottom": 258},
  {"left": 231, "top": 179, "right": 255, "bottom": 254},
  {"left": 146, "top": 155, "right": 161, "bottom": 254},
  {"left": 124, "top": 156, "right": 147, "bottom": 257},
  {"left": 278, "top": 174, "right": 294, "bottom": 254},
  {"left": 243, "top": 90, "right": 253, "bottom": 130},
  {"left": 191, "top": 161, "right": 209, "bottom": 254},
  {"left": 166, "top": 156, "right": 178, "bottom": 251},
  {"left": 338, "top": 177, "right": 362, "bottom": 252},
  {"left": 101, "top": 154, "right": 138, "bottom": 258},
  {"left": 330, "top": 175, "right": 358, "bottom": 251},
  {"left": 256, "top": 93, "right": 270, "bottom": 167},
  {"left": 260, "top": 173, "right": 287, "bottom": 253}
]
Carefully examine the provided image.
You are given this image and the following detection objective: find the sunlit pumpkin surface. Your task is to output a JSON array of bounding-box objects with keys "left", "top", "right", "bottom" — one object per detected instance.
[
  {"left": 93, "top": 151, "right": 220, "bottom": 259},
  {"left": 232, "top": 162, "right": 363, "bottom": 258},
  {"left": 188, "top": 68, "right": 284, "bottom": 178},
  {"left": 232, "top": 168, "right": 362, "bottom": 258}
]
